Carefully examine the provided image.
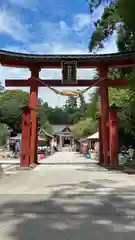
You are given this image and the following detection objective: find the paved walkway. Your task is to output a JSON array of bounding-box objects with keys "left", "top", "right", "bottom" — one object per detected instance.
[
  {"left": 38, "top": 150, "right": 97, "bottom": 164},
  {"left": 0, "top": 151, "right": 135, "bottom": 239}
]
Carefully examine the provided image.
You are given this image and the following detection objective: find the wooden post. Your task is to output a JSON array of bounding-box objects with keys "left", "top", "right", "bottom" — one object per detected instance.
[
  {"left": 99, "top": 66, "right": 110, "bottom": 165},
  {"left": 109, "top": 103, "right": 119, "bottom": 167},
  {"left": 20, "top": 107, "right": 31, "bottom": 167},
  {"left": 29, "top": 67, "right": 40, "bottom": 165}
]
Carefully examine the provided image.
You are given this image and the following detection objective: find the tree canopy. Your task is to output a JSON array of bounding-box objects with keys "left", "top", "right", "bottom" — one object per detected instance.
[
  {"left": 89, "top": 0, "right": 135, "bottom": 51},
  {"left": 88, "top": 0, "right": 135, "bottom": 142}
]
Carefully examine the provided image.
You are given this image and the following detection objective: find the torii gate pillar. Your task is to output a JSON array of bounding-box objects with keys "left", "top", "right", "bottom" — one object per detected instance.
[
  {"left": 20, "top": 106, "right": 31, "bottom": 167},
  {"left": 99, "top": 66, "right": 110, "bottom": 165},
  {"left": 109, "top": 103, "right": 120, "bottom": 167},
  {"left": 96, "top": 116, "right": 104, "bottom": 164},
  {"left": 99, "top": 116, "right": 104, "bottom": 164},
  {"left": 29, "top": 67, "right": 40, "bottom": 165}
]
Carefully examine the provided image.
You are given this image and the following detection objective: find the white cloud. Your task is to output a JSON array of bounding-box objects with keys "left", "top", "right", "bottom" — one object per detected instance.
[
  {"left": 28, "top": 41, "right": 87, "bottom": 54},
  {"left": 0, "top": 8, "right": 31, "bottom": 41},
  {"left": 72, "top": 5, "right": 105, "bottom": 34},
  {"left": 40, "top": 20, "right": 69, "bottom": 42},
  {"left": 73, "top": 14, "right": 91, "bottom": 32},
  {"left": 91, "top": 4, "right": 105, "bottom": 22},
  {"left": 59, "top": 21, "right": 69, "bottom": 35},
  {"left": 97, "top": 33, "right": 118, "bottom": 54},
  {"left": 2, "top": 45, "right": 30, "bottom": 53}
]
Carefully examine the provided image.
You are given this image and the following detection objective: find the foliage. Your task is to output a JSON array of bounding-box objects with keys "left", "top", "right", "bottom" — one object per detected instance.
[
  {"left": 89, "top": 0, "right": 135, "bottom": 138},
  {"left": 89, "top": 0, "right": 135, "bottom": 51},
  {"left": 89, "top": 2, "right": 120, "bottom": 52},
  {"left": 72, "top": 89, "right": 99, "bottom": 137},
  {"left": 64, "top": 95, "right": 87, "bottom": 124},
  {"left": 86, "top": 89, "right": 99, "bottom": 119},
  {"left": 0, "top": 123, "right": 10, "bottom": 145},
  {"left": 36, "top": 105, "right": 52, "bottom": 133},
  {"left": 48, "top": 107, "right": 71, "bottom": 125},
  {"left": 117, "top": 0, "right": 135, "bottom": 35},
  {"left": 72, "top": 117, "right": 98, "bottom": 138},
  {"left": 39, "top": 121, "right": 53, "bottom": 134},
  {"left": 0, "top": 90, "right": 29, "bottom": 132},
  {"left": 89, "top": 0, "right": 114, "bottom": 13},
  {"left": 0, "top": 85, "right": 52, "bottom": 133}
]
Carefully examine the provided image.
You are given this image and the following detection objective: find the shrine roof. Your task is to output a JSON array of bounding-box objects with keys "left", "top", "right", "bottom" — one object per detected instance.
[
  {"left": 0, "top": 49, "right": 135, "bottom": 68},
  {"left": 52, "top": 125, "right": 72, "bottom": 134}
]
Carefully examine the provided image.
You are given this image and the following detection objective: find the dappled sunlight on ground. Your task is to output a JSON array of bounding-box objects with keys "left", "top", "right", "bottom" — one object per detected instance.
[
  {"left": 0, "top": 152, "right": 135, "bottom": 239},
  {"left": 1, "top": 183, "right": 135, "bottom": 239}
]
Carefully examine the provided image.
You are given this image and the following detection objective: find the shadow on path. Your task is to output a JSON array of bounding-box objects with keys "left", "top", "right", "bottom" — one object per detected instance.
[{"left": 0, "top": 180, "right": 135, "bottom": 239}]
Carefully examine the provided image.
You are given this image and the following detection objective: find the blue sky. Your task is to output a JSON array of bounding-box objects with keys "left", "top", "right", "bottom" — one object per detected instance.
[{"left": 0, "top": 0, "right": 118, "bottom": 107}]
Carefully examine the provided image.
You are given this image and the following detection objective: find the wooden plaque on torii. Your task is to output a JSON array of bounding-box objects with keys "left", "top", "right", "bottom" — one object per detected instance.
[{"left": 61, "top": 60, "right": 77, "bottom": 85}]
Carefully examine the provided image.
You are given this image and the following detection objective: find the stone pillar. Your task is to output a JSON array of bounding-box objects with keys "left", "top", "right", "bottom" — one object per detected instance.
[
  {"left": 99, "top": 66, "right": 110, "bottom": 165},
  {"left": 20, "top": 106, "right": 31, "bottom": 167},
  {"left": 109, "top": 103, "right": 119, "bottom": 167},
  {"left": 29, "top": 67, "right": 40, "bottom": 165}
]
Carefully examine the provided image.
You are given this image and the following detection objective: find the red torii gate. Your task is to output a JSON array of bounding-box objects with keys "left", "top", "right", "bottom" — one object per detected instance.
[{"left": 2, "top": 49, "right": 134, "bottom": 167}]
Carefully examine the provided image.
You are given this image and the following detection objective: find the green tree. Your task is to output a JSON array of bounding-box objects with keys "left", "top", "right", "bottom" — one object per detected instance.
[
  {"left": 0, "top": 122, "right": 9, "bottom": 176},
  {"left": 0, "top": 90, "right": 53, "bottom": 133},
  {"left": 0, "top": 90, "right": 29, "bottom": 132},
  {"left": 37, "top": 105, "right": 52, "bottom": 133},
  {"left": 64, "top": 96, "right": 81, "bottom": 124},
  {"left": 48, "top": 107, "right": 71, "bottom": 124},
  {"left": 118, "top": 0, "right": 135, "bottom": 35},
  {"left": 86, "top": 89, "right": 99, "bottom": 120},
  {"left": 64, "top": 96, "right": 78, "bottom": 114},
  {"left": 89, "top": 2, "right": 119, "bottom": 52},
  {"left": 89, "top": 0, "right": 135, "bottom": 52},
  {"left": 72, "top": 117, "right": 97, "bottom": 138},
  {"left": 0, "top": 123, "right": 10, "bottom": 146},
  {"left": 88, "top": 0, "right": 135, "bottom": 138}
]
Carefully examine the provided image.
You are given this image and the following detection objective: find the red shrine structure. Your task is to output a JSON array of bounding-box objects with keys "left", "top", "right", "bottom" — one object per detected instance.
[{"left": 1, "top": 49, "right": 134, "bottom": 167}]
